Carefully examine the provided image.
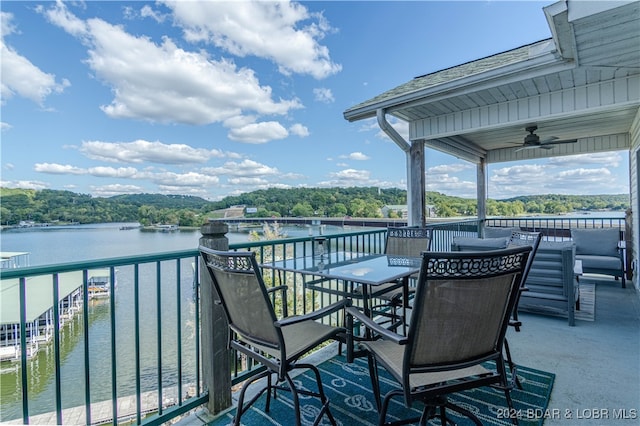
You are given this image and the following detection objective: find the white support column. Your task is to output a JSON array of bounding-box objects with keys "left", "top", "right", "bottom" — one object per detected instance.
[{"left": 477, "top": 159, "right": 487, "bottom": 234}]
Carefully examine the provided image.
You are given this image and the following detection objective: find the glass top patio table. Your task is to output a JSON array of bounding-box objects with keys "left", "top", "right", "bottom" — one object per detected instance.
[
  {"left": 263, "top": 251, "right": 422, "bottom": 360},
  {"left": 262, "top": 251, "right": 422, "bottom": 287}
]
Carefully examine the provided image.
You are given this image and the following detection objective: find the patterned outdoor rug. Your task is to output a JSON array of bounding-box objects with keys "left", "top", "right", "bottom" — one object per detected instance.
[{"left": 208, "top": 355, "right": 555, "bottom": 426}]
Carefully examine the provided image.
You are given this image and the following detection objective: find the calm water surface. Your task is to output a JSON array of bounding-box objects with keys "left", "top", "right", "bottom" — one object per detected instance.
[{"left": 0, "top": 222, "right": 357, "bottom": 421}]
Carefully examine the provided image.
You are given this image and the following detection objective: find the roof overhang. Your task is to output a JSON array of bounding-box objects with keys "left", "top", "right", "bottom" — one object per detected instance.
[{"left": 343, "top": 0, "right": 640, "bottom": 165}]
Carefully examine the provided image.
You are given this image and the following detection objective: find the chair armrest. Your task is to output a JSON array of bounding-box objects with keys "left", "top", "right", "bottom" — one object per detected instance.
[
  {"left": 267, "top": 285, "right": 289, "bottom": 317},
  {"left": 345, "top": 306, "right": 407, "bottom": 345},
  {"left": 276, "top": 299, "right": 350, "bottom": 327}
]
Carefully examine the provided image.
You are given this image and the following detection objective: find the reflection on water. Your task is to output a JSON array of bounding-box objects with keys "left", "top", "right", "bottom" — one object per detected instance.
[
  {"left": 0, "top": 257, "right": 199, "bottom": 421},
  {"left": 0, "top": 222, "right": 363, "bottom": 421}
]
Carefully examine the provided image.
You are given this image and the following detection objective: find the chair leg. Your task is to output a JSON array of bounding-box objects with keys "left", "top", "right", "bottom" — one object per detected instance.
[
  {"left": 368, "top": 355, "right": 382, "bottom": 411},
  {"left": 283, "top": 373, "right": 302, "bottom": 426},
  {"left": 443, "top": 400, "right": 483, "bottom": 426},
  {"left": 265, "top": 373, "right": 273, "bottom": 411},
  {"left": 295, "top": 363, "right": 338, "bottom": 426},
  {"left": 378, "top": 389, "right": 404, "bottom": 426},
  {"left": 504, "top": 338, "right": 522, "bottom": 390},
  {"left": 234, "top": 370, "right": 271, "bottom": 426}
]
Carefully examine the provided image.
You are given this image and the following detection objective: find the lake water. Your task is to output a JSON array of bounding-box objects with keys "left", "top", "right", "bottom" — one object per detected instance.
[{"left": 0, "top": 221, "right": 364, "bottom": 421}]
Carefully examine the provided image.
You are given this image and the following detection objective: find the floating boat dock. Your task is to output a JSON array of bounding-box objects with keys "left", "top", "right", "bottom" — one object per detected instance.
[{"left": 0, "top": 252, "right": 114, "bottom": 362}]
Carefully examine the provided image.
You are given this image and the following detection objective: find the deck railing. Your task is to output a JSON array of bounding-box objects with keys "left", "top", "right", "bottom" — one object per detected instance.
[
  {"left": 0, "top": 216, "right": 626, "bottom": 424},
  {"left": 0, "top": 250, "right": 207, "bottom": 425},
  {"left": 485, "top": 216, "right": 626, "bottom": 240},
  {"left": 0, "top": 226, "right": 395, "bottom": 425}
]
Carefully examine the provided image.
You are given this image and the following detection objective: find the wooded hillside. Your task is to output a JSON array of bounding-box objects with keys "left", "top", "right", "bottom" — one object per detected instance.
[{"left": 0, "top": 187, "right": 629, "bottom": 227}]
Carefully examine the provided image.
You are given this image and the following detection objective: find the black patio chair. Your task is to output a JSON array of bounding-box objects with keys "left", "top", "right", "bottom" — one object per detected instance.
[
  {"left": 346, "top": 246, "right": 531, "bottom": 426},
  {"left": 355, "top": 227, "right": 431, "bottom": 331},
  {"left": 200, "top": 247, "right": 348, "bottom": 426},
  {"left": 505, "top": 230, "right": 542, "bottom": 389}
]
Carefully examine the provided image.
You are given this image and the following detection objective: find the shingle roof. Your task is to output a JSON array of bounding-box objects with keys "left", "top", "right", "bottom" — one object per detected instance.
[{"left": 344, "top": 39, "right": 551, "bottom": 115}]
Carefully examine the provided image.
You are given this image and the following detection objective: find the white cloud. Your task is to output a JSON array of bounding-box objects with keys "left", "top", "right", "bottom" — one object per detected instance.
[
  {"left": 228, "top": 121, "right": 289, "bottom": 143},
  {"left": 163, "top": 0, "right": 341, "bottom": 79},
  {"left": 145, "top": 170, "right": 220, "bottom": 187},
  {"left": 489, "top": 163, "right": 620, "bottom": 198},
  {"left": 548, "top": 152, "right": 622, "bottom": 168},
  {"left": 34, "top": 163, "right": 86, "bottom": 175},
  {"left": 79, "top": 140, "right": 227, "bottom": 164},
  {"left": 313, "top": 87, "right": 334, "bottom": 103},
  {"left": 0, "top": 179, "right": 50, "bottom": 190},
  {"left": 328, "top": 168, "right": 371, "bottom": 182},
  {"left": 40, "top": 1, "right": 303, "bottom": 144},
  {"left": 1, "top": 11, "right": 70, "bottom": 106},
  {"left": 340, "top": 152, "right": 370, "bottom": 161},
  {"left": 426, "top": 173, "right": 476, "bottom": 198},
  {"left": 289, "top": 123, "right": 309, "bottom": 137},
  {"left": 139, "top": 5, "right": 167, "bottom": 23},
  {"left": 87, "top": 166, "right": 138, "bottom": 178},
  {"left": 37, "top": 2, "right": 88, "bottom": 38},
  {"left": 91, "top": 183, "right": 145, "bottom": 197},
  {"left": 428, "top": 163, "right": 473, "bottom": 174},
  {"left": 227, "top": 177, "right": 270, "bottom": 186},
  {"left": 205, "top": 159, "right": 280, "bottom": 177}
]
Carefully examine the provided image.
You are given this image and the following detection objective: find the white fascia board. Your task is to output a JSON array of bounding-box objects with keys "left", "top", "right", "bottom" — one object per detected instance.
[{"left": 567, "top": 0, "right": 635, "bottom": 21}]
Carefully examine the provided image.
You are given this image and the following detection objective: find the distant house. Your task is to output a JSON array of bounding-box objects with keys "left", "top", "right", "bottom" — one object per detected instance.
[
  {"left": 382, "top": 205, "right": 437, "bottom": 219},
  {"left": 381, "top": 205, "right": 408, "bottom": 219}
]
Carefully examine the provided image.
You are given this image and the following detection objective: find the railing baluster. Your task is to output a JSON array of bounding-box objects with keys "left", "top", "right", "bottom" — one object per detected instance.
[
  {"left": 156, "top": 261, "right": 163, "bottom": 416},
  {"left": 52, "top": 273, "right": 62, "bottom": 424},
  {"left": 134, "top": 264, "right": 142, "bottom": 425},
  {"left": 110, "top": 265, "right": 118, "bottom": 423},
  {"left": 176, "top": 259, "right": 182, "bottom": 407},
  {"left": 194, "top": 255, "right": 201, "bottom": 398},
  {"left": 19, "top": 277, "right": 29, "bottom": 425},
  {"left": 82, "top": 270, "right": 92, "bottom": 424}
]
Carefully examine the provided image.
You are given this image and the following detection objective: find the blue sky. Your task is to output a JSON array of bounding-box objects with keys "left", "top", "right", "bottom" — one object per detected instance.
[{"left": 1, "top": 0, "right": 629, "bottom": 201}]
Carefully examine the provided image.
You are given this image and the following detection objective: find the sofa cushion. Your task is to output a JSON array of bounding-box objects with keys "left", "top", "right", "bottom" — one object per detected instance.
[
  {"left": 484, "top": 226, "right": 519, "bottom": 238},
  {"left": 451, "top": 236, "right": 509, "bottom": 251},
  {"left": 571, "top": 228, "right": 619, "bottom": 257},
  {"left": 576, "top": 254, "right": 622, "bottom": 270}
]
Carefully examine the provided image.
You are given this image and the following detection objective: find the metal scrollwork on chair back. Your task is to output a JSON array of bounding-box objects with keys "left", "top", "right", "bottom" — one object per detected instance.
[
  {"left": 388, "top": 227, "right": 432, "bottom": 239},
  {"left": 205, "top": 251, "right": 255, "bottom": 273},
  {"left": 424, "top": 250, "right": 527, "bottom": 278}
]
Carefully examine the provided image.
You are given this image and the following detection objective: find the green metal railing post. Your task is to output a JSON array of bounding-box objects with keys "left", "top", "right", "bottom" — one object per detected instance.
[{"left": 19, "top": 277, "right": 29, "bottom": 425}]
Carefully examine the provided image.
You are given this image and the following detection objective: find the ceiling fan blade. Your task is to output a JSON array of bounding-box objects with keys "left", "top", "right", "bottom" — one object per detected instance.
[
  {"left": 515, "top": 145, "right": 542, "bottom": 153},
  {"left": 539, "top": 138, "right": 578, "bottom": 146},
  {"left": 539, "top": 136, "right": 559, "bottom": 143}
]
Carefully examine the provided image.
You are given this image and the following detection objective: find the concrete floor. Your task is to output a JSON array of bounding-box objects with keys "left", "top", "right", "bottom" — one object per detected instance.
[
  {"left": 507, "top": 276, "right": 640, "bottom": 425},
  {"left": 179, "top": 275, "right": 640, "bottom": 425}
]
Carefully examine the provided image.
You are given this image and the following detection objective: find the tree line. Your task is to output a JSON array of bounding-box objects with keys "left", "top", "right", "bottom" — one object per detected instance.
[{"left": 0, "top": 187, "right": 629, "bottom": 227}]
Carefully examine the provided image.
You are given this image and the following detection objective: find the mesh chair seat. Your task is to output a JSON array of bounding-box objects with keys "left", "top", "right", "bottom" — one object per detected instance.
[{"left": 250, "top": 320, "right": 343, "bottom": 361}]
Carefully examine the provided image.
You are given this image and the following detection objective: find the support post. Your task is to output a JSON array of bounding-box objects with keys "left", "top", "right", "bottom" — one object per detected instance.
[
  {"left": 477, "top": 159, "right": 487, "bottom": 236},
  {"left": 408, "top": 142, "right": 426, "bottom": 227},
  {"left": 199, "top": 220, "right": 231, "bottom": 415}
]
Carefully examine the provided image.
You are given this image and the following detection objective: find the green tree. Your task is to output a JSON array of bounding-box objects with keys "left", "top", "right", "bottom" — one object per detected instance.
[{"left": 291, "top": 202, "right": 314, "bottom": 217}]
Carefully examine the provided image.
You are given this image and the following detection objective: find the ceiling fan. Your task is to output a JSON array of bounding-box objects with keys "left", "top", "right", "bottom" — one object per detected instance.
[{"left": 515, "top": 125, "right": 577, "bottom": 152}]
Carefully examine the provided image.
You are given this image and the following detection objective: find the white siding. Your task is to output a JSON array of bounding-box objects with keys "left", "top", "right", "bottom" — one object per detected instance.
[
  {"left": 629, "top": 108, "right": 640, "bottom": 290},
  {"left": 411, "top": 76, "right": 640, "bottom": 140}
]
